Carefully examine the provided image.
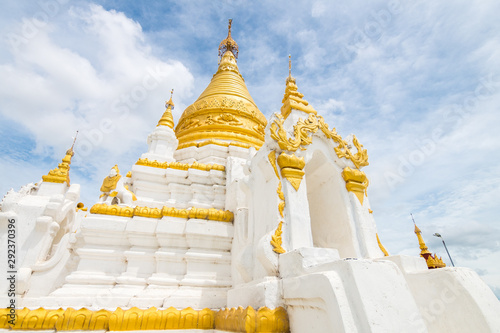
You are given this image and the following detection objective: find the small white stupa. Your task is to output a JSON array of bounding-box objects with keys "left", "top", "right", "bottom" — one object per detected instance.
[{"left": 1, "top": 20, "right": 499, "bottom": 333}]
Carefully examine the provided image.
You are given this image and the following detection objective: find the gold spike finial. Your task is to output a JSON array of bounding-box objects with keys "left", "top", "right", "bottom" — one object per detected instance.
[
  {"left": 281, "top": 54, "right": 317, "bottom": 118},
  {"left": 71, "top": 130, "right": 78, "bottom": 150},
  {"left": 157, "top": 89, "right": 175, "bottom": 128},
  {"left": 412, "top": 216, "right": 446, "bottom": 269},
  {"left": 288, "top": 54, "right": 292, "bottom": 77},
  {"left": 218, "top": 19, "right": 239, "bottom": 59},
  {"left": 42, "top": 138, "right": 76, "bottom": 185},
  {"left": 411, "top": 214, "right": 445, "bottom": 268}
]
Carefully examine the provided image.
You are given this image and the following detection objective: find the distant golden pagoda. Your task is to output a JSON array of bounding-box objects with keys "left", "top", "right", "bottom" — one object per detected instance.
[
  {"left": 414, "top": 224, "right": 446, "bottom": 269},
  {"left": 175, "top": 19, "right": 267, "bottom": 150}
]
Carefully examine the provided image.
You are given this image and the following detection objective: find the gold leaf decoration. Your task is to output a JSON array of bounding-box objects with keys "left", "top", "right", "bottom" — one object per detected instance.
[
  {"left": 0, "top": 306, "right": 288, "bottom": 332},
  {"left": 89, "top": 203, "right": 234, "bottom": 222},
  {"left": 271, "top": 221, "right": 286, "bottom": 254},
  {"left": 270, "top": 113, "right": 369, "bottom": 169}
]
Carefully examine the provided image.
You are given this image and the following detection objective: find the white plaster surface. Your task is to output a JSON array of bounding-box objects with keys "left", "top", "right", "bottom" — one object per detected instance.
[{"left": 1, "top": 107, "right": 499, "bottom": 333}]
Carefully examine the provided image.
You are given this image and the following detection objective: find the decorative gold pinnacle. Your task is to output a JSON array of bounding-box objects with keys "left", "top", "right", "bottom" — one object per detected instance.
[
  {"left": 218, "top": 19, "right": 239, "bottom": 59},
  {"left": 413, "top": 222, "right": 446, "bottom": 269},
  {"left": 42, "top": 133, "right": 78, "bottom": 185},
  {"left": 281, "top": 55, "right": 317, "bottom": 118},
  {"left": 157, "top": 89, "right": 175, "bottom": 128},
  {"left": 288, "top": 54, "right": 292, "bottom": 79},
  {"left": 175, "top": 20, "right": 267, "bottom": 150}
]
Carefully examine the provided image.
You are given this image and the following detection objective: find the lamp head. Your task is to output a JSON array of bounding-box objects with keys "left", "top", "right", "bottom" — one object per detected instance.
[{"left": 433, "top": 233, "right": 442, "bottom": 238}]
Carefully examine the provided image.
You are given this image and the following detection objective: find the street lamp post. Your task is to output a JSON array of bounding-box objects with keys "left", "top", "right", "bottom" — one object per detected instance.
[{"left": 433, "top": 233, "right": 455, "bottom": 267}]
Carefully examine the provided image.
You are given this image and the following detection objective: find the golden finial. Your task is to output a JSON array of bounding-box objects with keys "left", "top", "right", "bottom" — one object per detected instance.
[
  {"left": 71, "top": 131, "right": 78, "bottom": 150},
  {"left": 165, "top": 89, "right": 175, "bottom": 109},
  {"left": 157, "top": 89, "right": 175, "bottom": 128},
  {"left": 288, "top": 54, "right": 292, "bottom": 77},
  {"left": 218, "top": 19, "right": 239, "bottom": 59},
  {"left": 411, "top": 214, "right": 446, "bottom": 269},
  {"left": 280, "top": 54, "right": 317, "bottom": 118},
  {"left": 42, "top": 136, "right": 77, "bottom": 185},
  {"left": 286, "top": 54, "right": 296, "bottom": 84}
]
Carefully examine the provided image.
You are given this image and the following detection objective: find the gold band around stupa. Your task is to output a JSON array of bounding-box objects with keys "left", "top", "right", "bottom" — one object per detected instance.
[{"left": 0, "top": 306, "right": 290, "bottom": 332}]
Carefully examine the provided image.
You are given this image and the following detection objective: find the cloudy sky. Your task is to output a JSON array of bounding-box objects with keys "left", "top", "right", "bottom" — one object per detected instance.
[{"left": 1, "top": 0, "right": 499, "bottom": 298}]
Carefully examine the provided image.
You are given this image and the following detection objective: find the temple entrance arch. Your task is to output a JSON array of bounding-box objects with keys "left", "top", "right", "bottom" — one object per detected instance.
[{"left": 304, "top": 149, "right": 359, "bottom": 259}]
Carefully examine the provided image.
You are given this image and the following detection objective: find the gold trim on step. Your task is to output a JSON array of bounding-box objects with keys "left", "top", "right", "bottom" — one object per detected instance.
[{"left": 0, "top": 306, "right": 289, "bottom": 332}]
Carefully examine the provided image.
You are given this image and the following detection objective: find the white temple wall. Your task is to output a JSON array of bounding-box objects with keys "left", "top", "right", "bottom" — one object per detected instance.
[
  {"left": 0, "top": 183, "right": 80, "bottom": 298},
  {"left": 304, "top": 149, "right": 360, "bottom": 258}
]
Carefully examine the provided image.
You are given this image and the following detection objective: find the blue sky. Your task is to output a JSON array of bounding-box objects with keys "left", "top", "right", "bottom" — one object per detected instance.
[{"left": 1, "top": 0, "right": 499, "bottom": 298}]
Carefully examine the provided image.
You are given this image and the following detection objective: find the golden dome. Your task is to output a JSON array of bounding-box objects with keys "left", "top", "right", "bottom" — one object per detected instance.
[{"left": 175, "top": 20, "right": 267, "bottom": 150}]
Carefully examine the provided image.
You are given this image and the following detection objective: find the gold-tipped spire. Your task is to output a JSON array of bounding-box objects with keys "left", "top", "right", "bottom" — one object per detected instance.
[
  {"left": 281, "top": 55, "right": 317, "bottom": 119},
  {"left": 414, "top": 223, "right": 432, "bottom": 257},
  {"left": 42, "top": 132, "right": 78, "bottom": 185},
  {"left": 412, "top": 215, "right": 446, "bottom": 269},
  {"left": 175, "top": 21, "right": 267, "bottom": 150},
  {"left": 218, "top": 19, "right": 239, "bottom": 59},
  {"left": 157, "top": 89, "right": 175, "bottom": 128}
]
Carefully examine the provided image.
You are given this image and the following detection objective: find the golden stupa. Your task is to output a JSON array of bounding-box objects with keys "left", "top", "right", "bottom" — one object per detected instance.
[{"left": 175, "top": 20, "right": 267, "bottom": 150}]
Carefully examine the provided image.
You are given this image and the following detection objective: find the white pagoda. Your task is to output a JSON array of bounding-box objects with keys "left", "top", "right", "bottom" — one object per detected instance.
[{"left": 1, "top": 20, "right": 499, "bottom": 333}]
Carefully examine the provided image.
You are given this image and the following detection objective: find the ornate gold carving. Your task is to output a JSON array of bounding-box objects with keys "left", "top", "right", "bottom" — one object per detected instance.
[
  {"left": 177, "top": 139, "right": 253, "bottom": 150},
  {"left": 218, "top": 19, "right": 239, "bottom": 59},
  {"left": 341, "top": 167, "right": 369, "bottom": 205},
  {"left": 135, "top": 158, "right": 225, "bottom": 172},
  {"left": 376, "top": 233, "right": 389, "bottom": 257},
  {"left": 1, "top": 306, "right": 288, "bottom": 331},
  {"left": 277, "top": 152, "right": 305, "bottom": 191},
  {"left": 0, "top": 307, "right": 215, "bottom": 331},
  {"left": 134, "top": 206, "right": 162, "bottom": 219},
  {"left": 162, "top": 206, "right": 190, "bottom": 219},
  {"left": 271, "top": 221, "right": 286, "bottom": 254},
  {"left": 89, "top": 203, "right": 234, "bottom": 222},
  {"left": 277, "top": 182, "right": 285, "bottom": 218},
  {"left": 268, "top": 151, "right": 280, "bottom": 179},
  {"left": 270, "top": 113, "right": 369, "bottom": 169},
  {"left": 425, "top": 254, "right": 446, "bottom": 269},
  {"left": 179, "top": 117, "right": 201, "bottom": 131},
  {"left": 215, "top": 306, "right": 290, "bottom": 333},
  {"left": 269, "top": 150, "right": 287, "bottom": 255},
  {"left": 42, "top": 148, "right": 74, "bottom": 185},
  {"left": 89, "top": 203, "right": 134, "bottom": 217},
  {"left": 214, "top": 113, "right": 243, "bottom": 126},
  {"left": 126, "top": 171, "right": 132, "bottom": 177}
]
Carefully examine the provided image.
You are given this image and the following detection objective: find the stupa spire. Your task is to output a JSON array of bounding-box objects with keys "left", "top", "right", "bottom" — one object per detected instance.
[
  {"left": 174, "top": 20, "right": 267, "bottom": 150},
  {"left": 218, "top": 19, "right": 239, "bottom": 59},
  {"left": 281, "top": 55, "right": 317, "bottom": 118},
  {"left": 157, "top": 89, "right": 175, "bottom": 129},
  {"left": 412, "top": 214, "right": 446, "bottom": 269},
  {"left": 42, "top": 132, "right": 77, "bottom": 185}
]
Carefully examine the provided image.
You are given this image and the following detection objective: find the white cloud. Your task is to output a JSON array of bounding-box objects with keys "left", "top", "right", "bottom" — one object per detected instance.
[{"left": 0, "top": 3, "right": 195, "bottom": 201}]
